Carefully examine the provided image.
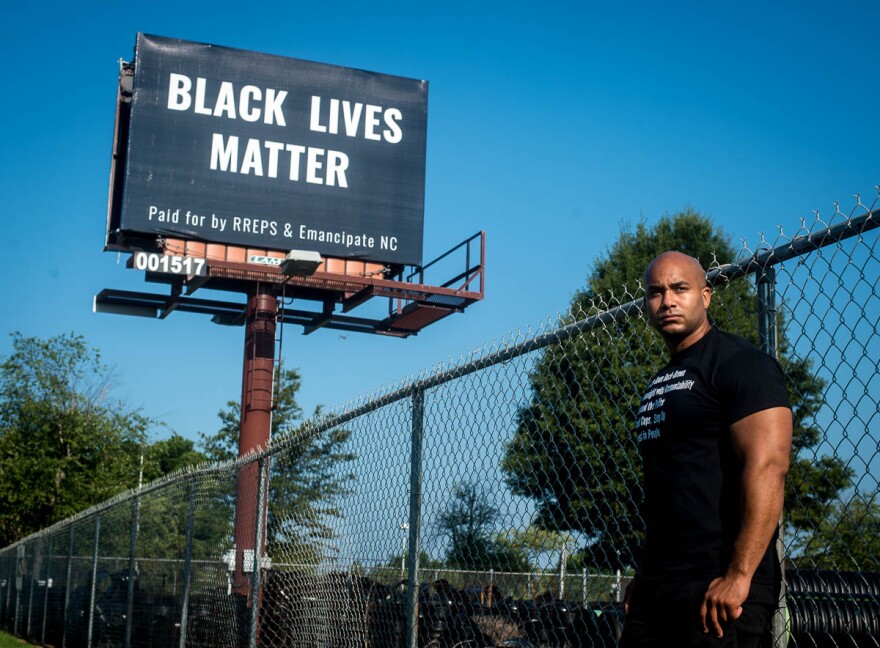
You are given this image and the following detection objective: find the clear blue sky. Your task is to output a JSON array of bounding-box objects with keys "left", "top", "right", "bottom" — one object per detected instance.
[{"left": 2, "top": 1, "right": 878, "bottom": 443}]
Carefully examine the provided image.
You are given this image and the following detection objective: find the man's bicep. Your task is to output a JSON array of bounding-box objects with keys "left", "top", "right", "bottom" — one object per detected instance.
[{"left": 729, "top": 407, "right": 793, "bottom": 468}]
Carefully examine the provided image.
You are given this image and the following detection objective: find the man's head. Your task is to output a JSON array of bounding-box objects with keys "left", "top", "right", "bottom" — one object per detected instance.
[{"left": 643, "top": 251, "right": 712, "bottom": 353}]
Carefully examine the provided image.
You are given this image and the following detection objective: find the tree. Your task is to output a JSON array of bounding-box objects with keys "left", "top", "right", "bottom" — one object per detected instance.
[
  {"left": 0, "top": 333, "right": 152, "bottom": 545},
  {"left": 793, "top": 493, "right": 880, "bottom": 571},
  {"left": 501, "top": 210, "right": 852, "bottom": 571},
  {"left": 142, "top": 433, "right": 208, "bottom": 482},
  {"left": 437, "top": 482, "right": 531, "bottom": 571},
  {"left": 494, "top": 526, "right": 575, "bottom": 571},
  {"left": 376, "top": 550, "right": 445, "bottom": 583},
  {"left": 199, "top": 367, "right": 355, "bottom": 562},
  {"left": 108, "top": 434, "right": 222, "bottom": 561}
]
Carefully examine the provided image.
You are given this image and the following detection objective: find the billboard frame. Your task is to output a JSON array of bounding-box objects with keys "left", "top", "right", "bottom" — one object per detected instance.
[{"left": 105, "top": 33, "right": 429, "bottom": 266}]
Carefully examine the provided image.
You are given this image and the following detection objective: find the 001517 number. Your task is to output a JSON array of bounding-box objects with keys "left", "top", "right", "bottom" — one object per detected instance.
[{"left": 132, "top": 252, "right": 207, "bottom": 276}]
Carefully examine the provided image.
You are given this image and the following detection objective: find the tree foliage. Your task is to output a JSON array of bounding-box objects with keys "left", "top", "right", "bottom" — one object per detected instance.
[
  {"left": 495, "top": 526, "right": 575, "bottom": 571},
  {"left": 377, "top": 550, "right": 445, "bottom": 584},
  {"left": 437, "top": 482, "right": 532, "bottom": 571},
  {"left": 501, "top": 210, "right": 852, "bottom": 570},
  {"left": 794, "top": 493, "right": 880, "bottom": 571},
  {"left": 142, "top": 433, "right": 208, "bottom": 482},
  {"left": 113, "top": 434, "right": 222, "bottom": 561},
  {"left": 199, "top": 367, "right": 355, "bottom": 562},
  {"left": 0, "top": 333, "right": 152, "bottom": 545}
]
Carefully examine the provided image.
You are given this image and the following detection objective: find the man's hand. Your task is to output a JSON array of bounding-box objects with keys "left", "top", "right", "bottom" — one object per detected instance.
[{"left": 700, "top": 575, "right": 750, "bottom": 637}]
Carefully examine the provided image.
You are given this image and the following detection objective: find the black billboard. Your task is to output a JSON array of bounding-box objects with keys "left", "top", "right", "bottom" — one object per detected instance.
[{"left": 109, "top": 34, "right": 428, "bottom": 266}]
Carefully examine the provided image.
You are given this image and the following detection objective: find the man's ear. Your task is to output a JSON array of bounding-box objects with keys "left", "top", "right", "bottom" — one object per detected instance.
[{"left": 702, "top": 286, "right": 712, "bottom": 309}]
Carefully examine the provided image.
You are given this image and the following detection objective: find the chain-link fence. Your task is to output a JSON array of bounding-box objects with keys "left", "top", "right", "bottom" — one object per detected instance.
[{"left": 1, "top": 193, "right": 878, "bottom": 647}]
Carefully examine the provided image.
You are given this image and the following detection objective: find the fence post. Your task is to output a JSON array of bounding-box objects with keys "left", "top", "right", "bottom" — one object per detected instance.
[
  {"left": 124, "top": 492, "right": 140, "bottom": 648},
  {"left": 4, "top": 550, "right": 14, "bottom": 630},
  {"left": 63, "top": 525, "right": 74, "bottom": 648},
  {"left": 26, "top": 540, "right": 36, "bottom": 639},
  {"left": 41, "top": 536, "right": 52, "bottom": 646},
  {"left": 757, "top": 265, "right": 778, "bottom": 356},
  {"left": 248, "top": 458, "right": 268, "bottom": 648},
  {"left": 488, "top": 568, "right": 495, "bottom": 608},
  {"left": 178, "top": 476, "right": 198, "bottom": 648},
  {"left": 405, "top": 388, "right": 425, "bottom": 648},
  {"left": 559, "top": 542, "right": 567, "bottom": 600},
  {"left": 87, "top": 515, "right": 101, "bottom": 648},
  {"left": 757, "top": 265, "right": 786, "bottom": 647},
  {"left": 582, "top": 568, "right": 587, "bottom": 606},
  {"left": 14, "top": 544, "right": 24, "bottom": 637}
]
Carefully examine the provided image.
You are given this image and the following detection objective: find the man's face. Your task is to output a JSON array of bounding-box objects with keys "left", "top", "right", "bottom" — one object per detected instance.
[{"left": 643, "top": 254, "right": 712, "bottom": 346}]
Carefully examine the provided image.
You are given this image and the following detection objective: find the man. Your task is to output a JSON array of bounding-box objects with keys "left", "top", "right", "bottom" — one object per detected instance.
[{"left": 619, "top": 251, "right": 793, "bottom": 647}]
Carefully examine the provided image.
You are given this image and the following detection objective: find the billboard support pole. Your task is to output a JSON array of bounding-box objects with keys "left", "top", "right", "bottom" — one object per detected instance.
[{"left": 233, "top": 285, "right": 276, "bottom": 598}]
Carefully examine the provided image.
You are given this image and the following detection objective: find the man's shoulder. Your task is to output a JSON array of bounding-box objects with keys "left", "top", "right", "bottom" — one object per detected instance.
[
  {"left": 703, "top": 328, "right": 765, "bottom": 361},
  {"left": 689, "top": 328, "right": 783, "bottom": 383},
  {"left": 710, "top": 329, "right": 791, "bottom": 417},
  {"left": 707, "top": 328, "right": 788, "bottom": 389}
]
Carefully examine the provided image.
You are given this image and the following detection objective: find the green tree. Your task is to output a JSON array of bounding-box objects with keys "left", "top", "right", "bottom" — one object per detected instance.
[
  {"left": 0, "top": 333, "right": 152, "bottom": 544},
  {"left": 794, "top": 493, "right": 880, "bottom": 571},
  {"left": 142, "top": 433, "right": 208, "bottom": 482},
  {"left": 437, "top": 482, "right": 532, "bottom": 571},
  {"left": 376, "top": 550, "right": 445, "bottom": 584},
  {"left": 501, "top": 210, "right": 851, "bottom": 570},
  {"left": 199, "top": 367, "right": 355, "bottom": 562},
  {"left": 120, "top": 434, "right": 222, "bottom": 561}
]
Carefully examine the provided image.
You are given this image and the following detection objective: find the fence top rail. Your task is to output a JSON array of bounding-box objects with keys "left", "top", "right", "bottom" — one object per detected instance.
[
  {"left": 710, "top": 203, "right": 879, "bottom": 282},
  {"left": 287, "top": 203, "right": 879, "bottom": 440},
  {"left": 1, "top": 200, "right": 876, "bottom": 555}
]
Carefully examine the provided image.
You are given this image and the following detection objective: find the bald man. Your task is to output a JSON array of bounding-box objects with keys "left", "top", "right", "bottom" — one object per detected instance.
[{"left": 619, "top": 251, "right": 793, "bottom": 647}]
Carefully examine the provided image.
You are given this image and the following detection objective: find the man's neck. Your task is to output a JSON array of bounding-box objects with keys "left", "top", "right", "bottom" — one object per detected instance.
[{"left": 665, "top": 322, "right": 712, "bottom": 355}]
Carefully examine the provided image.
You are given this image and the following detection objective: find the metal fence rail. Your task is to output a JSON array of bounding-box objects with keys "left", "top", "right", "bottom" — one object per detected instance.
[{"left": 1, "top": 192, "right": 878, "bottom": 648}]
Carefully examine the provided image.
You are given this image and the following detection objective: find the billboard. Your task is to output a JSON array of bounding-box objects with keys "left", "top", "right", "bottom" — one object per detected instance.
[{"left": 108, "top": 34, "right": 428, "bottom": 266}]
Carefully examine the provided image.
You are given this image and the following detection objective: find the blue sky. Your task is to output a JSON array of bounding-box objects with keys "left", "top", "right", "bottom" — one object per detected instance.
[{"left": 1, "top": 1, "right": 878, "bottom": 443}]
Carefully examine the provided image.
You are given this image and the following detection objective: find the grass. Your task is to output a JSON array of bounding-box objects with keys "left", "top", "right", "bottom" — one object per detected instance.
[{"left": 0, "top": 631, "right": 38, "bottom": 647}]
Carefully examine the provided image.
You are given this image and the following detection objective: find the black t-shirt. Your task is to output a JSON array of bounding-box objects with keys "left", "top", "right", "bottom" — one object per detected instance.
[{"left": 635, "top": 327, "right": 791, "bottom": 583}]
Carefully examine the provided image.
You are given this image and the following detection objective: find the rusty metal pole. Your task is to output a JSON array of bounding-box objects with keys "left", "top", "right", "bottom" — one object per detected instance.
[{"left": 232, "top": 286, "right": 276, "bottom": 604}]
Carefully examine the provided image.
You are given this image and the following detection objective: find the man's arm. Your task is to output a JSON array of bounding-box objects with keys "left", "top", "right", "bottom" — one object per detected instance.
[{"left": 700, "top": 406, "right": 792, "bottom": 638}]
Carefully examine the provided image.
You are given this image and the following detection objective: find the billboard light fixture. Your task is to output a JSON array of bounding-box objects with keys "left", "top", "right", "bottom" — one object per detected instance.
[
  {"left": 281, "top": 249, "right": 322, "bottom": 277},
  {"left": 92, "top": 295, "right": 157, "bottom": 318}
]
